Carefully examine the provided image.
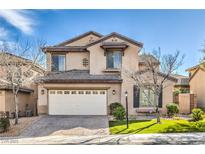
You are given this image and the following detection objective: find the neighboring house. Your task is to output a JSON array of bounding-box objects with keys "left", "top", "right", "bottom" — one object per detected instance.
[
  {"left": 186, "top": 62, "right": 205, "bottom": 110},
  {"left": 37, "top": 31, "right": 177, "bottom": 116},
  {"left": 0, "top": 53, "right": 45, "bottom": 116},
  {"left": 172, "top": 74, "right": 190, "bottom": 92}
]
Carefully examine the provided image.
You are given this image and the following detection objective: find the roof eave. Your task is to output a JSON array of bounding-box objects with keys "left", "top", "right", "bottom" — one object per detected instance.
[
  {"left": 42, "top": 79, "right": 122, "bottom": 84},
  {"left": 86, "top": 32, "right": 143, "bottom": 48},
  {"left": 54, "top": 31, "right": 103, "bottom": 47},
  {"left": 0, "top": 87, "right": 34, "bottom": 93},
  {"left": 42, "top": 47, "right": 88, "bottom": 52}
]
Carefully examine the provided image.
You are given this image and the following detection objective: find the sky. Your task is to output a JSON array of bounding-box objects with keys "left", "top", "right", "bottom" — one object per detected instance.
[{"left": 0, "top": 9, "right": 205, "bottom": 75}]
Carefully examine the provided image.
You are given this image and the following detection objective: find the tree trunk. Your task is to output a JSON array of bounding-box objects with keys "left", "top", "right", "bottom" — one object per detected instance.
[
  {"left": 156, "top": 107, "right": 161, "bottom": 124},
  {"left": 14, "top": 94, "right": 19, "bottom": 125}
]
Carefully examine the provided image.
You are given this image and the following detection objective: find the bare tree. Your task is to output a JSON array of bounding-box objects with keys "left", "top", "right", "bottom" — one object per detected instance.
[
  {"left": 125, "top": 49, "right": 184, "bottom": 123},
  {"left": 0, "top": 39, "right": 45, "bottom": 124}
]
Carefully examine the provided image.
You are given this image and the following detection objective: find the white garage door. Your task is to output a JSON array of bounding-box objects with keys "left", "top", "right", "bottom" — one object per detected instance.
[{"left": 48, "top": 90, "right": 107, "bottom": 115}]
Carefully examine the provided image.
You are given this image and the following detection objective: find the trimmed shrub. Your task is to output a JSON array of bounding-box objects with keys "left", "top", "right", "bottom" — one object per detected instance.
[
  {"left": 191, "top": 108, "right": 204, "bottom": 121},
  {"left": 173, "top": 89, "right": 180, "bottom": 96},
  {"left": 166, "top": 103, "right": 179, "bottom": 117},
  {"left": 173, "top": 89, "right": 190, "bottom": 96},
  {"left": 109, "top": 102, "right": 123, "bottom": 115},
  {"left": 0, "top": 117, "right": 10, "bottom": 132},
  {"left": 113, "top": 106, "right": 126, "bottom": 121}
]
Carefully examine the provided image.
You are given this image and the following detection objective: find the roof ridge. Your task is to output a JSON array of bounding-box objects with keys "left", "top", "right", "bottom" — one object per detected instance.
[
  {"left": 54, "top": 31, "right": 103, "bottom": 47},
  {"left": 86, "top": 32, "right": 143, "bottom": 48},
  {"left": 0, "top": 52, "right": 45, "bottom": 72},
  {"left": 186, "top": 61, "right": 205, "bottom": 71}
]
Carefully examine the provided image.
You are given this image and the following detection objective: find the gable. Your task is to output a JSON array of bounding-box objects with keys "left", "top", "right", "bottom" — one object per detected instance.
[
  {"left": 0, "top": 52, "right": 45, "bottom": 76},
  {"left": 66, "top": 34, "right": 102, "bottom": 46},
  {"left": 189, "top": 67, "right": 205, "bottom": 82},
  {"left": 56, "top": 31, "right": 103, "bottom": 47},
  {"left": 186, "top": 62, "right": 205, "bottom": 72},
  {"left": 86, "top": 32, "right": 143, "bottom": 48}
]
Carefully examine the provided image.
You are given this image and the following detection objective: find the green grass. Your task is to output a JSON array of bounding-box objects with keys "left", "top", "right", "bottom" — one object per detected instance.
[{"left": 109, "top": 119, "right": 205, "bottom": 134}]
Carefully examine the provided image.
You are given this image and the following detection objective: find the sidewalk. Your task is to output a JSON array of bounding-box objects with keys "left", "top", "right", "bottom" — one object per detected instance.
[{"left": 1, "top": 133, "right": 205, "bottom": 145}]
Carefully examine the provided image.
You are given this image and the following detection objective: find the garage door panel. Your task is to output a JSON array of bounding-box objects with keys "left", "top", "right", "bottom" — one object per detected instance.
[{"left": 49, "top": 90, "right": 107, "bottom": 115}]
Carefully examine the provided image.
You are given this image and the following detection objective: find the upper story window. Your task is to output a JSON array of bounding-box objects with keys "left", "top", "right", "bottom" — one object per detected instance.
[
  {"left": 51, "top": 54, "right": 65, "bottom": 71},
  {"left": 106, "top": 50, "right": 122, "bottom": 69}
]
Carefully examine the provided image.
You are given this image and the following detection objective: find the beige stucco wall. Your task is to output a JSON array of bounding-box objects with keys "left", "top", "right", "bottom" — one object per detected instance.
[
  {"left": 46, "top": 52, "right": 52, "bottom": 72},
  {"left": 162, "top": 80, "right": 176, "bottom": 113},
  {"left": 0, "top": 90, "right": 6, "bottom": 112},
  {"left": 37, "top": 84, "right": 48, "bottom": 114},
  {"left": 37, "top": 83, "right": 121, "bottom": 114},
  {"left": 88, "top": 37, "right": 140, "bottom": 75},
  {"left": 190, "top": 69, "right": 205, "bottom": 109},
  {"left": 66, "top": 52, "right": 89, "bottom": 70},
  {"left": 178, "top": 93, "right": 190, "bottom": 114},
  {"left": 65, "top": 34, "right": 101, "bottom": 46},
  {"left": 3, "top": 91, "right": 31, "bottom": 115},
  {"left": 0, "top": 88, "right": 38, "bottom": 116},
  {"left": 47, "top": 52, "right": 89, "bottom": 71},
  {"left": 87, "top": 37, "right": 143, "bottom": 115}
]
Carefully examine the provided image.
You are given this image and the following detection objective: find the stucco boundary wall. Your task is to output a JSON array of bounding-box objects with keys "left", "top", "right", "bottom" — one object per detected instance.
[{"left": 177, "top": 93, "right": 197, "bottom": 114}]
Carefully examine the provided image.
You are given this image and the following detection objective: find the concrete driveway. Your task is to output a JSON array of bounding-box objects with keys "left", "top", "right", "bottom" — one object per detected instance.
[{"left": 20, "top": 116, "right": 109, "bottom": 137}]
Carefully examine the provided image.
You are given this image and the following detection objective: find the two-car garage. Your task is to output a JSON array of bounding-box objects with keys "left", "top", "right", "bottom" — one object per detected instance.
[{"left": 48, "top": 90, "right": 107, "bottom": 115}]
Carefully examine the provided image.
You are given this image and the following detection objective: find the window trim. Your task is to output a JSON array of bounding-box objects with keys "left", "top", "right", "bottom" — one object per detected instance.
[
  {"left": 139, "top": 87, "right": 158, "bottom": 108},
  {"left": 51, "top": 53, "right": 66, "bottom": 71},
  {"left": 106, "top": 49, "right": 122, "bottom": 69}
]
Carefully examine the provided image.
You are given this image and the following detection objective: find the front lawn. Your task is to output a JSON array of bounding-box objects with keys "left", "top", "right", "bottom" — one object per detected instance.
[{"left": 109, "top": 119, "right": 205, "bottom": 134}]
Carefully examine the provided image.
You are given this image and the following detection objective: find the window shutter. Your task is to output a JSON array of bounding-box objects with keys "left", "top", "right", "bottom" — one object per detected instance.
[
  {"left": 158, "top": 87, "right": 163, "bottom": 108},
  {"left": 133, "top": 86, "right": 140, "bottom": 108}
]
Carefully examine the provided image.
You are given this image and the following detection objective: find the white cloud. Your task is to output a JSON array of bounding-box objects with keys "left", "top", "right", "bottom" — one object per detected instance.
[
  {"left": 0, "top": 10, "right": 35, "bottom": 34},
  {"left": 0, "top": 27, "right": 8, "bottom": 38}
]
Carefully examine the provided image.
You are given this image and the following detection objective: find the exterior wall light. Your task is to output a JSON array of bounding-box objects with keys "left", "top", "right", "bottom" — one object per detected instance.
[
  {"left": 125, "top": 91, "right": 128, "bottom": 97},
  {"left": 112, "top": 90, "right": 116, "bottom": 95},
  {"left": 41, "top": 89, "right": 45, "bottom": 95},
  {"left": 125, "top": 91, "right": 129, "bottom": 129}
]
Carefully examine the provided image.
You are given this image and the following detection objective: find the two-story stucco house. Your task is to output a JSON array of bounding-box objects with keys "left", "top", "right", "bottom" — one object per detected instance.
[
  {"left": 37, "top": 31, "right": 176, "bottom": 116},
  {"left": 186, "top": 62, "right": 205, "bottom": 110},
  {"left": 0, "top": 53, "right": 45, "bottom": 116}
]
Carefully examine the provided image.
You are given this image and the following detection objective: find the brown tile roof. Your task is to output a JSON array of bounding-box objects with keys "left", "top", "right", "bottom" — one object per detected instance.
[
  {"left": 186, "top": 62, "right": 205, "bottom": 72},
  {"left": 0, "top": 79, "right": 33, "bottom": 93},
  {"left": 43, "top": 46, "right": 88, "bottom": 52},
  {"left": 171, "top": 74, "right": 189, "bottom": 85},
  {"left": 44, "top": 32, "right": 143, "bottom": 52},
  {"left": 37, "top": 70, "right": 122, "bottom": 83},
  {"left": 0, "top": 84, "right": 34, "bottom": 93},
  {"left": 55, "top": 31, "right": 103, "bottom": 46},
  {"left": 100, "top": 42, "right": 128, "bottom": 50},
  {"left": 0, "top": 52, "right": 45, "bottom": 73},
  {"left": 139, "top": 54, "right": 160, "bottom": 64},
  {"left": 136, "top": 69, "right": 178, "bottom": 82},
  {"left": 86, "top": 32, "right": 143, "bottom": 48}
]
